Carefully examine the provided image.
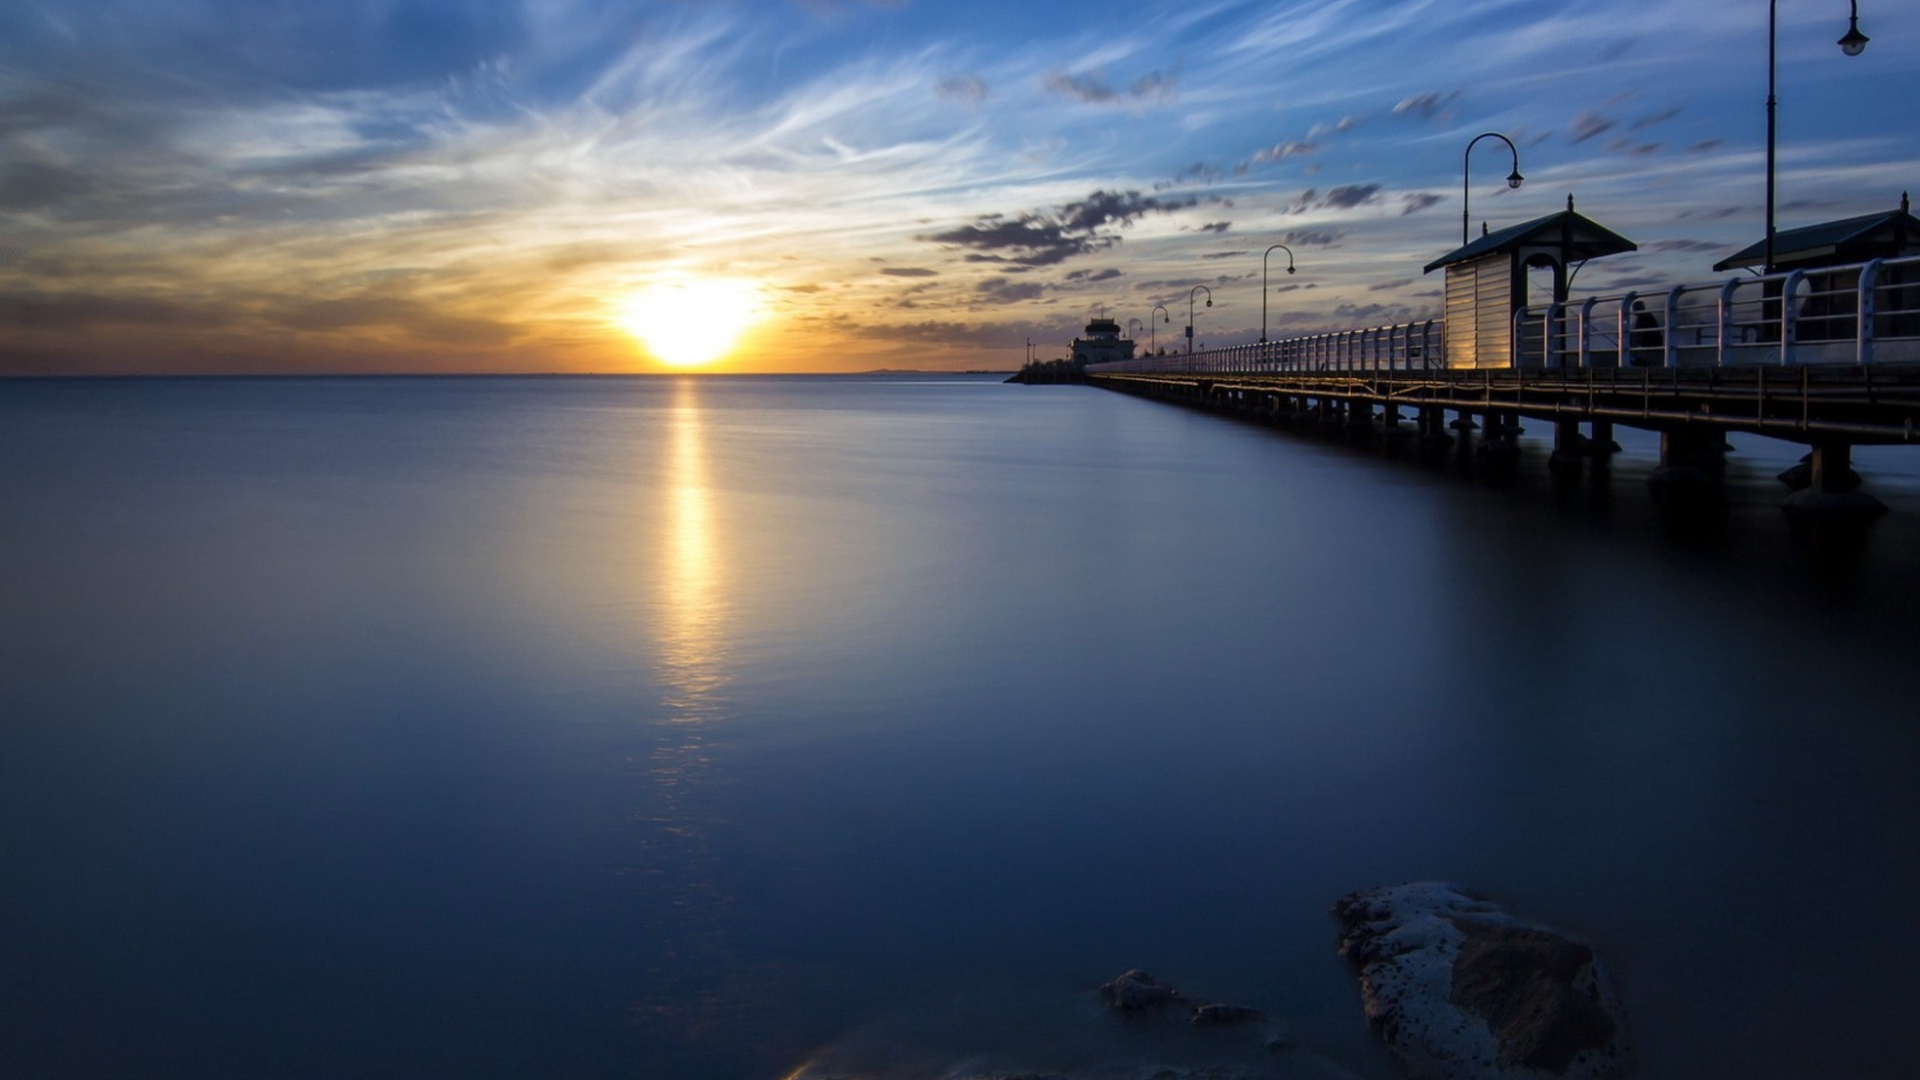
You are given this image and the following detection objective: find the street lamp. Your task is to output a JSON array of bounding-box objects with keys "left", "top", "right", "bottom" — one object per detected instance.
[
  {"left": 1151, "top": 304, "right": 1170, "bottom": 355},
  {"left": 1187, "top": 285, "right": 1212, "bottom": 356},
  {"left": 1128, "top": 317, "right": 1144, "bottom": 343},
  {"left": 1462, "top": 132, "right": 1524, "bottom": 245},
  {"left": 1261, "top": 243, "right": 1296, "bottom": 342},
  {"left": 1766, "top": 0, "right": 1869, "bottom": 273}
]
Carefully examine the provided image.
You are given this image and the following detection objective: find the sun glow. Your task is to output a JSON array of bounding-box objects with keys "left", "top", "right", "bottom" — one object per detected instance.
[{"left": 616, "top": 279, "right": 764, "bottom": 367}]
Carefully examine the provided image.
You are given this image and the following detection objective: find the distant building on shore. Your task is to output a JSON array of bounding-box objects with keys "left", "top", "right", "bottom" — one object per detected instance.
[{"left": 1070, "top": 317, "right": 1136, "bottom": 367}]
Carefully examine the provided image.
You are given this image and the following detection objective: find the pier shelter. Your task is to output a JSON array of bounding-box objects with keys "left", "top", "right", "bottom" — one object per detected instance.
[
  {"left": 1070, "top": 317, "right": 1136, "bottom": 367},
  {"left": 1423, "top": 201, "right": 1635, "bottom": 369},
  {"left": 1711, "top": 196, "right": 1920, "bottom": 342}
]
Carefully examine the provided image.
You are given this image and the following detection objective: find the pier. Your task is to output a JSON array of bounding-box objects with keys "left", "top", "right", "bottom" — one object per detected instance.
[{"left": 1083, "top": 214, "right": 1920, "bottom": 520}]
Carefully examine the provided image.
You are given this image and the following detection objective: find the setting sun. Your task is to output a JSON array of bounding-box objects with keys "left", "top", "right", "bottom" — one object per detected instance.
[{"left": 615, "top": 279, "right": 764, "bottom": 367}]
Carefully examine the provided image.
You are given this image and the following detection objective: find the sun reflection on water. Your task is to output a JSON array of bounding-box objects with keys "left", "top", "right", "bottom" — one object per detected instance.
[
  {"left": 628, "top": 376, "right": 764, "bottom": 1043},
  {"left": 658, "top": 377, "right": 731, "bottom": 721}
]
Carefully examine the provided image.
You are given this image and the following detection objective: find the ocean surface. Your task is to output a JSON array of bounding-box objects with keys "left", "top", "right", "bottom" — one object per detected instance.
[{"left": 3, "top": 374, "right": 1919, "bottom": 1079}]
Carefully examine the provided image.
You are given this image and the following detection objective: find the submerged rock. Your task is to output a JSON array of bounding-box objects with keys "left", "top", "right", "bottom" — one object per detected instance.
[
  {"left": 785, "top": 974, "right": 1362, "bottom": 1080},
  {"left": 1333, "top": 883, "right": 1629, "bottom": 1080},
  {"left": 1191, "top": 1003, "right": 1267, "bottom": 1027},
  {"left": 1098, "top": 969, "right": 1186, "bottom": 1014}
]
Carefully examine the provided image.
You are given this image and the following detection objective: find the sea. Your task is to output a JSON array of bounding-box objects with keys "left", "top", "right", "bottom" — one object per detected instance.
[{"left": 3, "top": 374, "right": 1918, "bottom": 1079}]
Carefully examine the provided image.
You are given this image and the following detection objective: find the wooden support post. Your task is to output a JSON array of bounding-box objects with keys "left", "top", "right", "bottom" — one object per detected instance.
[
  {"left": 1588, "top": 420, "right": 1618, "bottom": 456},
  {"left": 1784, "top": 440, "right": 1887, "bottom": 522},
  {"left": 1647, "top": 428, "right": 1725, "bottom": 507},
  {"left": 1548, "top": 418, "right": 1586, "bottom": 480}
]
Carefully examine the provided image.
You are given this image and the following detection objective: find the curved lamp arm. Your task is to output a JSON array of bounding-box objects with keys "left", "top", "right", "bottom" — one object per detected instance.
[{"left": 1463, "top": 132, "right": 1523, "bottom": 246}]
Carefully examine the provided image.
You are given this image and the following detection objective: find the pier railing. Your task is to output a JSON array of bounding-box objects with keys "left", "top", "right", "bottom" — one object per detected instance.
[
  {"left": 1089, "top": 253, "right": 1920, "bottom": 377},
  {"left": 1515, "top": 253, "right": 1920, "bottom": 369},
  {"left": 1086, "top": 319, "right": 1443, "bottom": 375}
]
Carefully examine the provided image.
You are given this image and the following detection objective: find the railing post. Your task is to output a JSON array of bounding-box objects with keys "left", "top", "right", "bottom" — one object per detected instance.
[
  {"left": 1578, "top": 296, "right": 1598, "bottom": 369},
  {"left": 1857, "top": 258, "right": 1883, "bottom": 366},
  {"left": 1663, "top": 286, "right": 1681, "bottom": 368},
  {"left": 1717, "top": 278, "right": 1740, "bottom": 367},
  {"left": 1617, "top": 291, "right": 1637, "bottom": 368},
  {"left": 1779, "top": 269, "right": 1805, "bottom": 366}
]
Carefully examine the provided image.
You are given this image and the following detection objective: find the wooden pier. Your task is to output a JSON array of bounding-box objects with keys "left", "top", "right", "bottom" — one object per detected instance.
[{"left": 1087, "top": 364, "right": 1920, "bottom": 518}]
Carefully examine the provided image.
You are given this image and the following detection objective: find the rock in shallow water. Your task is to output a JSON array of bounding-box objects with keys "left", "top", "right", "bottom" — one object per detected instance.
[
  {"left": 785, "top": 974, "right": 1361, "bottom": 1080},
  {"left": 1097, "top": 969, "right": 1186, "bottom": 1014},
  {"left": 1333, "top": 883, "right": 1630, "bottom": 1080}
]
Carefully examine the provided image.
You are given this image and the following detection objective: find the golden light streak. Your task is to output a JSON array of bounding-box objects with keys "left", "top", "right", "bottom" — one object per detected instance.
[{"left": 656, "top": 378, "right": 730, "bottom": 720}]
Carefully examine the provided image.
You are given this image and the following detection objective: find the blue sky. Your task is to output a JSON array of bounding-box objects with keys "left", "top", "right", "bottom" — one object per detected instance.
[{"left": 3, "top": 0, "right": 1915, "bottom": 372}]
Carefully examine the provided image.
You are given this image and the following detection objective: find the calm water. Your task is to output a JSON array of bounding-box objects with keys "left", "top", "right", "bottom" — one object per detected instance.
[{"left": 3, "top": 375, "right": 1919, "bottom": 1079}]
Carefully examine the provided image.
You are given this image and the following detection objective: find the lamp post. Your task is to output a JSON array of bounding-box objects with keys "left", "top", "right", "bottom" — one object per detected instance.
[
  {"left": 1187, "top": 285, "right": 1212, "bottom": 356},
  {"left": 1151, "top": 304, "right": 1170, "bottom": 354},
  {"left": 1462, "top": 132, "right": 1524, "bottom": 245},
  {"left": 1260, "top": 244, "right": 1296, "bottom": 342},
  {"left": 1128, "top": 317, "right": 1144, "bottom": 344},
  {"left": 1766, "top": 0, "right": 1869, "bottom": 273}
]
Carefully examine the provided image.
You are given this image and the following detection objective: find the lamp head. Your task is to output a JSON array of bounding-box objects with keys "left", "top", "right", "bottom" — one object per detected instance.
[
  {"left": 1205, "top": 298, "right": 1212, "bottom": 307},
  {"left": 1838, "top": 19, "right": 1869, "bottom": 56},
  {"left": 1287, "top": 265, "right": 1297, "bottom": 275},
  {"left": 1507, "top": 170, "right": 1524, "bottom": 189}
]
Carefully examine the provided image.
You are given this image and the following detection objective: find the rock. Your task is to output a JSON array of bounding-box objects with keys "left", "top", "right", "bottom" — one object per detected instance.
[
  {"left": 785, "top": 978, "right": 1362, "bottom": 1080},
  {"left": 1191, "top": 1003, "right": 1266, "bottom": 1026},
  {"left": 1098, "top": 969, "right": 1185, "bottom": 1014},
  {"left": 1333, "top": 883, "right": 1630, "bottom": 1080}
]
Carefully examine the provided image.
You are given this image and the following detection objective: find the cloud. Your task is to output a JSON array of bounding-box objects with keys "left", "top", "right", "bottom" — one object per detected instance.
[
  {"left": 1644, "top": 239, "right": 1723, "bottom": 253},
  {"left": 1254, "top": 141, "right": 1317, "bottom": 163},
  {"left": 1045, "top": 72, "right": 1118, "bottom": 104},
  {"left": 1196, "top": 221, "right": 1231, "bottom": 233},
  {"left": 1065, "top": 268, "right": 1124, "bottom": 282},
  {"left": 1368, "top": 279, "right": 1414, "bottom": 292},
  {"left": 1281, "top": 229, "right": 1346, "bottom": 247},
  {"left": 1688, "top": 139, "right": 1724, "bottom": 153},
  {"left": 1331, "top": 301, "right": 1426, "bottom": 325},
  {"left": 921, "top": 189, "right": 1197, "bottom": 268},
  {"left": 1569, "top": 112, "right": 1618, "bottom": 143},
  {"left": 935, "top": 76, "right": 988, "bottom": 104},
  {"left": 0, "top": 288, "right": 220, "bottom": 329},
  {"left": 975, "top": 278, "right": 1046, "bottom": 304},
  {"left": 1285, "top": 185, "right": 1383, "bottom": 215},
  {"left": 268, "top": 294, "right": 517, "bottom": 346},
  {"left": 1045, "top": 68, "right": 1175, "bottom": 106},
  {"left": 846, "top": 319, "right": 1006, "bottom": 346},
  {"left": 1391, "top": 91, "right": 1459, "bottom": 120},
  {"left": 1130, "top": 71, "right": 1177, "bottom": 102},
  {"left": 0, "top": 161, "right": 96, "bottom": 211},
  {"left": 1630, "top": 107, "right": 1682, "bottom": 131},
  {"left": 1400, "top": 193, "right": 1444, "bottom": 216},
  {"left": 1307, "top": 115, "right": 1362, "bottom": 139},
  {"left": 880, "top": 267, "right": 939, "bottom": 277},
  {"left": 1200, "top": 251, "right": 1249, "bottom": 260}
]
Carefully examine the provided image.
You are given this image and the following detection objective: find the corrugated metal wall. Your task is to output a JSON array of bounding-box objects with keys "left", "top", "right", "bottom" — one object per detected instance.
[{"left": 1443, "top": 255, "right": 1513, "bottom": 368}]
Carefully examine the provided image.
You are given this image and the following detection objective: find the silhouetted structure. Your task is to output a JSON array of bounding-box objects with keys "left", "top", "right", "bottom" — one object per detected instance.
[
  {"left": 1714, "top": 195, "right": 1920, "bottom": 272},
  {"left": 1423, "top": 198, "right": 1636, "bottom": 368},
  {"left": 1714, "top": 195, "right": 1920, "bottom": 342},
  {"left": 1070, "top": 317, "right": 1136, "bottom": 367}
]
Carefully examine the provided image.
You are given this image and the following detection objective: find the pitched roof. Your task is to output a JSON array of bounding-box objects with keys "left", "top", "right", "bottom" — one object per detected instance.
[
  {"left": 1423, "top": 209, "right": 1637, "bottom": 274},
  {"left": 1711, "top": 208, "right": 1920, "bottom": 271}
]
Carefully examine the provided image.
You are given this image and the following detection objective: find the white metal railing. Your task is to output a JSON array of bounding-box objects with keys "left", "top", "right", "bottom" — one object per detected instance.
[
  {"left": 1085, "top": 318, "right": 1443, "bottom": 375},
  {"left": 1515, "top": 253, "right": 1920, "bottom": 369}
]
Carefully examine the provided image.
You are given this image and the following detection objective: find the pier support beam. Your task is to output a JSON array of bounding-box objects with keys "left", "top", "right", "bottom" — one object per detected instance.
[
  {"left": 1783, "top": 441, "right": 1887, "bottom": 523},
  {"left": 1647, "top": 428, "right": 1725, "bottom": 506},
  {"left": 1588, "top": 420, "right": 1620, "bottom": 456},
  {"left": 1548, "top": 418, "right": 1587, "bottom": 481},
  {"left": 1479, "top": 412, "right": 1522, "bottom": 468}
]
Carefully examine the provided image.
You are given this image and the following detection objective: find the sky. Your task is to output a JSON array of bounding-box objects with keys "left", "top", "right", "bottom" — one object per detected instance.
[{"left": 2, "top": 0, "right": 1915, "bottom": 374}]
